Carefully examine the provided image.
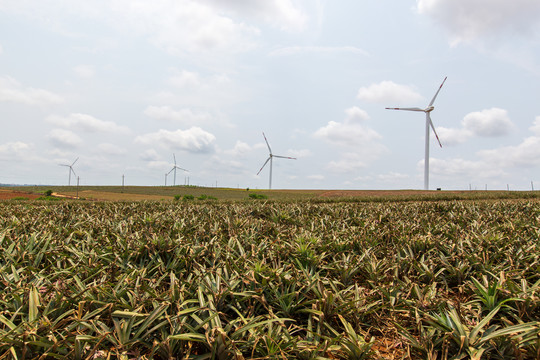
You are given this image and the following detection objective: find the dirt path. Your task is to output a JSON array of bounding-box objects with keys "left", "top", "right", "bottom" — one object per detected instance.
[{"left": 51, "top": 192, "right": 79, "bottom": 199}]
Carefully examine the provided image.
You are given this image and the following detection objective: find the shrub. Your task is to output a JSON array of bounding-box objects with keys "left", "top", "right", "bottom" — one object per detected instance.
[
  {"left": 196, "top": 195, "right": 217, "bottom": 200},
  {"left": 174, "top": 194, "right": 181, "bottom": 201},
  {"left": 45, "top": 190, "right": 53, "bottom": 196},
  {"left": 249, "top": 193, "right": 267, "bottom": 200},
  {"left": 183, "top": 194, "right": 195, "bottom": 200}
]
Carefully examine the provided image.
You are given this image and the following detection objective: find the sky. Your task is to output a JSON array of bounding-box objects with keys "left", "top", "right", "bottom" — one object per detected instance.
[{"left": 1, "top": 0, "right": 540, "bottom": 190}]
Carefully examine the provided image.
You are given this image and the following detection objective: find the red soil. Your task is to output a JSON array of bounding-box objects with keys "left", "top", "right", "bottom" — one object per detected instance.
[{"left": 0, "top": 189, "right": 42, "bottom": 200}]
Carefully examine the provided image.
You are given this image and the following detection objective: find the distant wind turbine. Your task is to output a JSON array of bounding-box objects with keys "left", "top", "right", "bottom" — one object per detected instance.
[
  {"left": 386, "top": 77, "right": 446, "bottom": 190},
  {"left": 59, "top": 157, "right": 78, "bottom": 186},
  {"left": 167, "top": 153, "right": 188, "bottom": 186},
  {"left": 257, "top": 132, "right": 296, "bottom": 189}
]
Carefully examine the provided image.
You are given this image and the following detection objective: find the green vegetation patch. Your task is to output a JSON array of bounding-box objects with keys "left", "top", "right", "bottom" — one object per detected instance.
[
  {"left": 0, "top": 200, "right": 538, "bottom": 358},
  {"left": 248, "top": 192, "right": 268, "bottom": 199}
]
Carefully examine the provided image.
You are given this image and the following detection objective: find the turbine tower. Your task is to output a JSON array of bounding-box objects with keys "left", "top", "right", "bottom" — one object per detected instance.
[
  {"left": 257, "top": 132, "right": 296, "bottom": 189},
  {"left": 59, "top": 157, "right": 78, "bottom": 186},
  {"left": 386, "top": 77, "right": 446, "bottom": 190},
  {"left": 167, "top": 153, "right": 188, "bottom": 186}
]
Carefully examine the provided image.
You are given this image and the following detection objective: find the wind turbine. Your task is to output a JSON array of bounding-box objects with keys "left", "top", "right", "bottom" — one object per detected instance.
[
  {"left": 257, "top": 132, "right": 296, "bottom": 189},
  {"left": 59, "top": 157, "right": 78, "bottom": 186},
  {"left": 167, "top": 153, "right": 188, "bottom": 186},
  {"left": 386, "top": 77, "right": 446, "bottom": 190}
]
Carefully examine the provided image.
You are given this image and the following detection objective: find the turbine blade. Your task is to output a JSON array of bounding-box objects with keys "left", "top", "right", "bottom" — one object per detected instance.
[
  {"left": 167, "top": 167, "right": 175, "bottom": 175},
  {"left": 427, "top": 113, "right": 442, "bottom": 148},
  {"left": 386, "top": 107, "right": 425, "bottom": 112},
  {"left": 273, "top": 155, "right": 296, "bottom": 160},
  {"left": 173, "top": 153, "right": 176, "bottom": 165},
  {"left": 428, "top": 76, "right": 447, "bottom": 107},
  {"left": 71, "top": 167, "right": 77, "bottom": 177},
  {"left": 262, "top": 132, "right": 272, "bottom": 154},
  {"left": 257, "top": 157, "right": 271, "bottom": 175},
  {"left": 71, "top": 157, "right": 79, "bottom": 166},
  {"left": 177, "top": 167, "right": 188, "bottom": 172}
]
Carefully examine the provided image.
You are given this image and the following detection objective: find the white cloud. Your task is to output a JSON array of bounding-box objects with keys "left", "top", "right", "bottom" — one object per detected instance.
[
  {"left": 223, "top": 141, "right": 264, "bottom": 157},
  {"left": 145, "top": 160, "right": 172, "bottom": 170},
  {"left": 435, "top": 108, "right": 514, "bottom": 146},
  {"left": 314, "top": 106, "right": 387, "bottom": 175},
  {"left": 201, "top": 0, "right": 308, "bottom": 31},
  {"left": 0, "top": 141, "right": 32, "bottom": 161},
  {"left": 529, "top": 116, "right": 540, "bottom": 136},
  {"left": 111, "top": 0, "right": 260, "bottom": 55},
  {"left": 357, "top": 81, "right": 423, "bottom": 104},
  {"left": 153, "top": 69, "right": 246, "bottom": 109},
  {"left": 97, "top": 143, "right": 126, "bottom": 156},
  {"left": 73, "top": 64, "right": 95, "bottom": 78},
  {"left": 47, "top": 129, "right": 83, "bottom": 148},
  {"left": 169, "top": 70, "right": 232, "bottom": 90},
  {"left": 377, "top": 172, "right": 410, "bottom": 183},
  {"left": 433, "top": 116, "right": 540, "bottom": 177},
  {"left": 0, "top": 76, "right": 64, "bottom": 106},
  {"left": 344, "top": 106, "right": 370, "bottom": 123},
  {"left": 315, "top": 121, "right": 365, "bottom": 147},
  {"left": 479, "top": 136, "right": 540, "bottom": 168},
  {"left": 139, "top": 149, "right": 160, "bottom": 162},
  {"left": 144, "top": 106, "right": 213, "bottom": 125},
  {"left": 429, "top": 157, "right": 506, "bottom": 180},
  {"left": 462, "top": 108, "right": 514, "bottom": 137},
  {"left": 0, "top": 141, "right": 30, "bottom": 153},
  {"left": 46, "top": 113, "right": 129, "bottom": 134},
  {"left": 307, "top": 174, "right": 324, "bottom": 181},
  {"left": 203, "top": 155, "right": 247, "bottom": 175},
  {"left": 314, "top": 106, "right": 381, "bottom": 147},
  {"left": 286, "top": 149, "right": 311, "bottom": 158},
  {"left": 270, "top": 46, "right": 367, "bottom": 57},
  {"left": 436, "top": 126, "right": 472, "bottom": 146},
  {"left": 326, "top": 152, "right": 370, "bottom": 173},
  {"left": 0, "top": 1, "right": 261, "bottom": 56},
  {"left": 417, "top": 0, "right": 540, "bottom": 45},
  {"left": 135, "top": 127, "right": 216, "bottom": 153}
]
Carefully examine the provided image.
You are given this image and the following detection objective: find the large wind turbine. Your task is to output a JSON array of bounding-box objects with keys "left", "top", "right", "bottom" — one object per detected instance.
[
  {"left": 386, "top": 77, "right": 446, "bottom": 190},
  {"left": 59, "top": 157, "right": 78, "bottom": 186},
  {"left": 167, "top": 153, "right": 188, "bottom": 186},
  {"left": 257, "top": 132, "right": 296, "bottom": 189}
]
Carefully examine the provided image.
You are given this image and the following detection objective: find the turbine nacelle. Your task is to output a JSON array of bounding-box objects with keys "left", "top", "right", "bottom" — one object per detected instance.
[{"left": 425, "top": 106, "right": 435, "bottom": 113}]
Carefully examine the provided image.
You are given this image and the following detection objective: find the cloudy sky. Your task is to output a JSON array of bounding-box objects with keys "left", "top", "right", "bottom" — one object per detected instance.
[{"left": 1, "top": 0, "right": 540, "bottom": 190}]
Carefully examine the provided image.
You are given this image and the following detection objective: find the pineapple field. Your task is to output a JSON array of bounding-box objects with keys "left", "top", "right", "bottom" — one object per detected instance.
[{"left": 0, "top": 197, "right": 538, "bottom": 359}]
